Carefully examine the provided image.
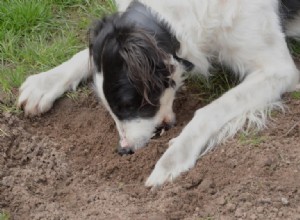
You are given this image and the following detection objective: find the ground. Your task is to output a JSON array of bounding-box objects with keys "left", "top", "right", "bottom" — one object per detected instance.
[
  {"left": 1, "top": 1, "right": 300, "bottom": 219},
  {"left": 1, "top": 86, "right": 300, "bottom": 220}
]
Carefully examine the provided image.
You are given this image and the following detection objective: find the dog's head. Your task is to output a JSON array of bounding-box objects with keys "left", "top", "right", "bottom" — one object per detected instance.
[{"left": 89, "top": 11, "right": 185, "bottom": 154}]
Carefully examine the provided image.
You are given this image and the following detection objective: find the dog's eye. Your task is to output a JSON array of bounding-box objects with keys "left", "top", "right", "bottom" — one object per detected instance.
[{"left": 118, "top": 102, "right": 135, "bottom": 111}]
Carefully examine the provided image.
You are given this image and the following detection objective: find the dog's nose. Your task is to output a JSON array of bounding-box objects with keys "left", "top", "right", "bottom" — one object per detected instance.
[{"left": 117, "top": 144, "right": 134, "bottom": 156}]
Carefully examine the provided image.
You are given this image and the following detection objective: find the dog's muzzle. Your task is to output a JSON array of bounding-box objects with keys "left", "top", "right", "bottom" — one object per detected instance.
[{"left": 116, "top": 121, "right": 175, "bottom": 156}]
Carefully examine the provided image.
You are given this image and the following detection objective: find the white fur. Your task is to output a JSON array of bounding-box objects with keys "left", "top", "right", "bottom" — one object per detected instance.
[
  {"left": 19, "top": 0, "right": 300, "bottom": 187},
  {"left": 18, "top": 49, "right": 93, "bottom": 115}
]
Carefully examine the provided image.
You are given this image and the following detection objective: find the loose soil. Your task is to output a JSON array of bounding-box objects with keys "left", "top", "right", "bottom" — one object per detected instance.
[{"left": 1, "top": 87, "right": 300, "bottom": 220}]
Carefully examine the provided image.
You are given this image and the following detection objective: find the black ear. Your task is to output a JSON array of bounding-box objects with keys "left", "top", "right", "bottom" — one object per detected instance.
[
  {"left": 89, "top": 14, "right": 120, "bottom": 72},
  {"left": 118, "top": 29, "right": 174, "bottom": 104}
]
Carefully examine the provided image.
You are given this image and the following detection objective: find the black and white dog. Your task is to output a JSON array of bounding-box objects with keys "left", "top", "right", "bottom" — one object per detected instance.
[{"left": 18, "top": 0, "right": 300, "bottom": 187}]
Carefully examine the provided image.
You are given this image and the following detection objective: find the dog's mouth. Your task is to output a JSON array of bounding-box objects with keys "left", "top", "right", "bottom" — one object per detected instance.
[{"left": 152, "top": 123, "right": 173, "bottom": 139}]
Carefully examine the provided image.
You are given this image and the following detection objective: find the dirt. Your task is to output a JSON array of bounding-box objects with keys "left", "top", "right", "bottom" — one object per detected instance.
[{"left": 1, "top": 87, "right": 300, "bottom": 220}]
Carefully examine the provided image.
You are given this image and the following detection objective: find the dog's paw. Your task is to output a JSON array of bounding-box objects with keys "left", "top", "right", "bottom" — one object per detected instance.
[
  {"left": 145, "top": 161, "right": 173, "bottom": 187},
  {"left": 18, "top": 72, "right": 65, "bottom": 116},
  {"left": 145, "top": 137, "right": 197, "bottom": 187}
]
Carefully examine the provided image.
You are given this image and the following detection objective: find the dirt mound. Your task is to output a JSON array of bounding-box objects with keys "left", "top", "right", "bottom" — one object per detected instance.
[{"left": 1, "top": 88, "right": 300, "bottom": 220}]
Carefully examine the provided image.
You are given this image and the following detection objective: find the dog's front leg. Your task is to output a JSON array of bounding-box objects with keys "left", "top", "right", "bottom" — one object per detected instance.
[
  {"left": 18, "top": 49, "right": 93, "bottom": 116},
  {"left": 146, "top": 61, "right": 299, "bottom": 187}
]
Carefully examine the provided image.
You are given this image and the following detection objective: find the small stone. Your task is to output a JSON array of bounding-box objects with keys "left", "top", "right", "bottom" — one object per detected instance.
[
  {"left": 239, "top": 192, "right": 251, "bottom": 202},
  {"left": 250, "top": 214, "right": 257, "bottom": 220},
  {"left": 217, "top": 196, "right": 227, "bottom": 206},
  {"left": 1, "top": 176, "right": 14, "bottom": 186},
  {"left": 3, "top": 112, "right": 11, "bottom": 118},
  {"left": 219, "top": 216, "right": 231, "bottom": 220},
  {"left": 259, "top": 197, "right": 272, "bottom": 204},
  {"left": 200, "top": 178, "right": 215, "bottom": 192},
  {"left": 278, "top": 212, "right": 284, "bottom": 217},
  {"left": 257, "top": 206, "right": 264, "bottom": 213},
  {"left": 235, "top": 208, "right": 244, "bottom": 218},
  {"left": 226, "top": 203, "right": 236, "bottom": 212},
  {"left": 244, "top": 202, "right": 252, "bottom": 208},
  {"left": 257, "top": 214, "right": 265, "bottom": 219},
  {"left": 263, "top": 158, "right": 273, "bottom": 167},
  {"left": 281, "top": 197, "right": 289, "bottom": 205},
  {"left": 295, "top": 214, "right": 300, "bottom": 220}
]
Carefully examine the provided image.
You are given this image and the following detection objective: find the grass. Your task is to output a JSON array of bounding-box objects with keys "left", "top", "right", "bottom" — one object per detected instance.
[
  {"left": 238, "top": 133, "right": 266, "bottom": 147},
  {"left": 65, "top": 84, "right": 92, "bottom": 101},
  {"left": 186, "top": 65, "right": 239, "bottom": 104},
  {"left": 0, "top": 211, "right": 10, "bottom": 220},
  {"left": 0, "top": 1, "right": 300, "bottom": 113},
  {"left": 0, "top": 0, "right": 116, "bottom": 112},
  {"left": 287, "top": 38, "right": 300, "bottom": 58},
  {"left": 291, "top": 91, "right": 300, "bottom": 100}
]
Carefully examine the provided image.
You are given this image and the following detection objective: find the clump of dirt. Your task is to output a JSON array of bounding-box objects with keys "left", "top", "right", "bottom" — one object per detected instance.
[{"left": 1, "top": 87, "right": 300, "bottom": 220}]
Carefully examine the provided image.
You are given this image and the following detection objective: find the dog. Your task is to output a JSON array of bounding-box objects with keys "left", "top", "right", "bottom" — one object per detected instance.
[{"left": 18, "top": 0, "right": 300, "bottom": 187}]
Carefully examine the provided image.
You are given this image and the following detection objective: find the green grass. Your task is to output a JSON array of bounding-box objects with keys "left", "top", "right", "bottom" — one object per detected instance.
[
  {"left": 238, "top": 133, "right": 266, "bottom": 147},
  {"left": 291, "top": 91, "right": 300, "bottom": 100},
  {"left": 65, "top": 84, "right": 92, "bottom": 101},
  {"left": 0, "top": 211, "right": 10, "bottom": 220},
  {"left": 287, "top": 38, "right": 300, "bottom": 58},
  {"left": 0, "top": 0, "right": 116, "bottom": 112},
  {"left": 0, "top": 1, "right": 299, "bottom": 114},
  {"left": 186, "top": 65, "right": 239, "bottom": 104}
]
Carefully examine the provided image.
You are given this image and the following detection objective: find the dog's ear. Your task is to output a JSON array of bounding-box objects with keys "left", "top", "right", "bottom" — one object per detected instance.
[
  {"left": 89, "top": 14, "right": 120, "bottom": 72},
  {"left": 118, "top": 29, "right": 174, "bottom": 104}
]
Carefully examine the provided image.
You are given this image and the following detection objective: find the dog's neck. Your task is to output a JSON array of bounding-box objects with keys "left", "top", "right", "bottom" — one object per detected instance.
[{"left": 122, "top": 1, "right": 194, "bottom": 71}]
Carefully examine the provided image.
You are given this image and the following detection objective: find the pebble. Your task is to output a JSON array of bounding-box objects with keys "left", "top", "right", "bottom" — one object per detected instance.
[
  {"left": 250, "top": 214, "right": 257, "bottom": 220},
  {"left": 239, "top": 192, "right": 251, "bottom": 202},
  {"left": 257, "top": 214, "right": 265, "bottom": 219},
  {"left": 263, "top": 158, "right": 273, "bottom": 167},
  {"left": 3, "top": 112, "right": 12, "bottom": 118},
  {"left": 1, "top": 176, "right": 14, "bottom": 186},
  {"left": 278, "top": 212, "right": 284, "bottom": 217},
  {"left": 259, "top": 197, "right": 272, "bottom": 204},
  {"left": 257, "top": 206, "right": 264, "bottom": 213},
  {"left": 219, "top": 216, "right": 231, "bottom": 220},
  {"left": 217, "top": 196, "right": 226, "bottom": 206},
  {"left": 281, "top": 197, "right": 289, "bottom": 205},
  {"left": 234, "top": 208, "right": 244, "bottom": 218},
  {"left": 244, "top": 202, "right": 252, "bottom": 208},
  {"left": 226, "top": 203, "right": 236, "bottom": 212},
  {"left": 200, "top": 178, "right": 215, "bottom": 192}
]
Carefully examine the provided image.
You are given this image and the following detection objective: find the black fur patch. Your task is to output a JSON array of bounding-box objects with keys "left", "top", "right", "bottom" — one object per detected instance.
[
  {"left": 281, "top": 0, "right": 300, "bottom": 20},
  {"left": 89, "top": 2, "right": 186, "bottom": 120}
]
